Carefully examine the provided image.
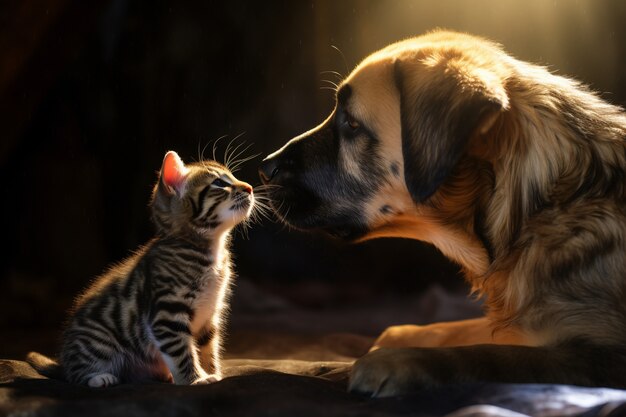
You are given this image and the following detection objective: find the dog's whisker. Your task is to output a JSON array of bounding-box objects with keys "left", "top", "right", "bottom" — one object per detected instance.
[
  {"left": 321, "top": 79, "right": 339, "bottom": 89},
  {"left": 330, "top": 44, "right": 350, "bottom": 75},
  {"left": 320, "top": 70, "right": 344, "bottom": 81}
]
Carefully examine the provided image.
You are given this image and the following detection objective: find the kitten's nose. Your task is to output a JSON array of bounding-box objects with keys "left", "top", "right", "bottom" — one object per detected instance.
[
  {"left": 259, "top": 158, "right": 279, "bottom": 184},
  {"left": 239, "top": 183, "right": 253, "bottom": 194}
]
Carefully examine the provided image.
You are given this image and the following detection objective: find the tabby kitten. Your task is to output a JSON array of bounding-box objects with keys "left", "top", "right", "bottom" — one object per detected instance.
[{"left": 58, "top": 151, "right": 254, "bottom": 387}]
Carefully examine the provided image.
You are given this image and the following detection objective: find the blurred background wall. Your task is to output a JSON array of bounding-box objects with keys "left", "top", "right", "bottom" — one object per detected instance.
[{"left": 1, "top": 0, "right": 625, "bottom": 353}]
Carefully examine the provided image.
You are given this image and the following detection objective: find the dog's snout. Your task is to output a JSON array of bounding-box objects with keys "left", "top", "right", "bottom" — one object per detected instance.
[
  {"left": 259, "top": 149, "right": 298, "bottom": 184},
  {"left": 259, "top": 158, "right": 280, "bottom": 184}
]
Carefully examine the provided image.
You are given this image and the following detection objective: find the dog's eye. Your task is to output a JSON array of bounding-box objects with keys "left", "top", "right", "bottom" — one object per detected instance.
[
  {"left": 338, "top": 110, "right": 362, "bottom": 138},
  {"left": 341, "top": 111, "right": 361, "bottom": 132},
  {"left": 346, "top": 115, "right": 360, "bottom": 130}
]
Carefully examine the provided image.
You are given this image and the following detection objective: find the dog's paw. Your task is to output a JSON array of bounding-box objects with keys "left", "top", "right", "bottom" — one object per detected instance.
[{"left": 348, "top": 348, "right": 439, "bottom": 397}]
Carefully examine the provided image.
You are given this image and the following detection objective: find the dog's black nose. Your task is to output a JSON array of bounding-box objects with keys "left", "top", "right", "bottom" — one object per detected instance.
[{"left": 259, "top": 158, "right": 279, "bottom": 184}]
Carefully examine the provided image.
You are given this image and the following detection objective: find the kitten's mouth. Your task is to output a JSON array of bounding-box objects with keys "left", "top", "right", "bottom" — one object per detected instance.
[
  {"left": 229, "top": 194, "right": 255, "bottom": 220},
  {"left": 230, "top": 195, "right": 253, "bottom": 211}
]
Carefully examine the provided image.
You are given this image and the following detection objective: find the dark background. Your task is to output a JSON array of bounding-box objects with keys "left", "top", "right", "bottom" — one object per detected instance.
[{"left": 1, "top": 0, "right": 625, "bottom": 356}]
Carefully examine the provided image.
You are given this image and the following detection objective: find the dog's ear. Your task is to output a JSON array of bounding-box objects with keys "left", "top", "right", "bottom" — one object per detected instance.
[{"left": 394, "top": 57, "right": 509, "bottom": 202}]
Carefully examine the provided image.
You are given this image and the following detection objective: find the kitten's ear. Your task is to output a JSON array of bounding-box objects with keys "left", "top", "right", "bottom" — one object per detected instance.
[{"left": 159, "top": 151, "right": 189, "bottom": 196}]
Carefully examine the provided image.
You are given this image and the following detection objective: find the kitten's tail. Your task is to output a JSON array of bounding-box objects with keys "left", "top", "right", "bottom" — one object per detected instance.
[{"left": 26, "top": 351, "right": 64, "bottom": 380}]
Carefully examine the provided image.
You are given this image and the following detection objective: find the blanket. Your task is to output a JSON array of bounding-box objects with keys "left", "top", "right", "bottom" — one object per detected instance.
[
  {"left": 3, "top": 283, "right": 626, "bottom": 417},
  {"left": 3, "top": 347, "right": 626, "bottom": 417}
]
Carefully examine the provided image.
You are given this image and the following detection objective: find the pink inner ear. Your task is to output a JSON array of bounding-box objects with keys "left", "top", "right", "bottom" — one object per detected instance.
[{"left": 161, "top": 151, "right": 188, "bottom": 193}]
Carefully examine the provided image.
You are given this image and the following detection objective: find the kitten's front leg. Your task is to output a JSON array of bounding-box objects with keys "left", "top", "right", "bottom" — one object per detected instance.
[
  {"left": 197, "top": 324, "right": 222, "bottom": 381},
  {"left": 152, "top": 319, "right": 210, "bottom": 385}
]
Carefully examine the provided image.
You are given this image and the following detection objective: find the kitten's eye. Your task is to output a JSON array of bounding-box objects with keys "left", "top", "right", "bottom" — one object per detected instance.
[{"left": 212, "top": 178, "right": 231, "bottom": 188}]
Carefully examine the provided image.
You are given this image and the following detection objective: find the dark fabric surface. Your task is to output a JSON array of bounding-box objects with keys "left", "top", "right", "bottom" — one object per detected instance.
[
  {"left": 3, "top": 335, "right": 626, "bottom": 417},
  {"left": 4, "top": 284, "right": 626, "bottom": 417}
]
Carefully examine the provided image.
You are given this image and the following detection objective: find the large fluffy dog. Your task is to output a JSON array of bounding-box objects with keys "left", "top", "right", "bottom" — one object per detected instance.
[{"left": 259, "top": 30, "right": 626, "bottom": 396}]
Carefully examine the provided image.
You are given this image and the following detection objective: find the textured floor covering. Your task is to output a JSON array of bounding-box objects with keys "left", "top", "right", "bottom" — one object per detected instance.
[{"left": 3, "top": 283, "right": 626, "bottom": 417}]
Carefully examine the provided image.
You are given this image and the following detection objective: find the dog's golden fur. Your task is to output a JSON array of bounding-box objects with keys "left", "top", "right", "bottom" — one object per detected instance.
[
  {"left": 349, "top": 31, "right": 626, "bottom": 345},
  {"left": 261, "top": 30, "right": 626, "bottom": 396}
]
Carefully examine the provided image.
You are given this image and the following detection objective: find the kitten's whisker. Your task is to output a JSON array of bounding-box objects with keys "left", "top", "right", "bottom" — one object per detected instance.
[
  {"left": 252, "top": 195, "right": 277, "bottom": 206},
  {"left": 197, "top": 141, "right": 212, "bottom": 165},
  {"left": 231, "top": 143, "right": 257, "bottom": 165},
  {"left": 249, "top": 205, "right": 275, "bottom": 224},
  {"left": 254, "top": 183, "right": 282, "bottom": 191},
  {"left": 223, "top": 137, "right": 235, "bottom": 168},
  {"left": 223, "top": 132, "right": 246, "bottom": 169},
  {"left": 247, "top": 195, "right": 277, "bottom": 224},
  {"left": 212, "top": 134, "right": 229, "bottom": 162},
  {"left": 226, "top": 141, "right": 254, "bottom": 171},
  {"left": 252, "top": 201, "right": 273, "bottom": 213},
  {"left": 236, "top": 220, "right": 251, "bottom": 240},
  {"left": 254, "top": 194, "right": 278, "bottom": 201},
  {"left": 229, "top": 152, "right": 261, "bottom": 173},
  {"left": 225, "top": 138, "right": 244, "bottom": 167}
]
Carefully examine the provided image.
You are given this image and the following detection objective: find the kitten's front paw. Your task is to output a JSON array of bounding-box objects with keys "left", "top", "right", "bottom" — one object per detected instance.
[
  {"left": 192, "top": 374, "right": 220, "bottom": 385},
  {"left": 87, "top": 373, "right": 120, "bottom": 388}
]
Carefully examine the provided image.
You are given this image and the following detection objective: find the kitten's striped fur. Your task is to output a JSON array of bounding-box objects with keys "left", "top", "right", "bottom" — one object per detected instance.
[{"left": 36, "top": 151, "right": 254, "bottom": 387}]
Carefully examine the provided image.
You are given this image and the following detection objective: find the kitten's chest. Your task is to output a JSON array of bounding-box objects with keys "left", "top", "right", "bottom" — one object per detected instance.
[{"left": 189, "top": 260, "right": 231, "bottom": 334}]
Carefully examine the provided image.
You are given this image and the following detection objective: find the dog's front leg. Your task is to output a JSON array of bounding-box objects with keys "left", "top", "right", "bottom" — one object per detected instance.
[{"left": 372, "top": 317, "right": 527, "bottom": 350}]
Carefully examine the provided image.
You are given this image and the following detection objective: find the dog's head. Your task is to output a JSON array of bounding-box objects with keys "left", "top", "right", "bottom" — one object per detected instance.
[{"left": 260, "top": 31, "right": 510, "bottom": 241}]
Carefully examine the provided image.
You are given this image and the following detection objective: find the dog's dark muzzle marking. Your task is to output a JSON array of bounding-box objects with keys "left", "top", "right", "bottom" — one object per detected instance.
[
  {"left": 258, "top": 130, "right": 320, "bottom": 226},
  {"left": 259, "top": 155, "right": 295, "bottom": 185},
  {"left": 259, "top": 137, "right": 302, "bottom": 186},
  {"left": 259, "top": 115, "right": 377, "bottom": 240},
  {"left": 258, "top": 158, "right": 278, "bottom": 184}
]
